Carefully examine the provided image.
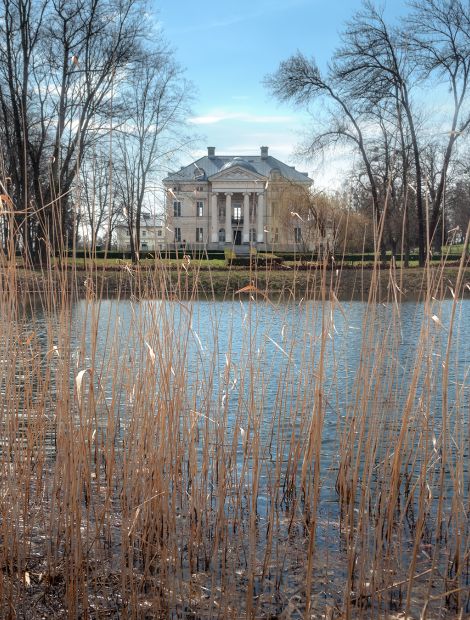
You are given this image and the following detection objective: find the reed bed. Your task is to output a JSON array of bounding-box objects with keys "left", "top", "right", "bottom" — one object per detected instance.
[{"left": 0, "top": 236, "right": 469, "bottom": 619}]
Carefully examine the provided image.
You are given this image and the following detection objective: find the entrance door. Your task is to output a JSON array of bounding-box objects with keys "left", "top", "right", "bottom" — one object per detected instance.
[{"left": 233, "top": 230, "right": 241, "bottom": 244}]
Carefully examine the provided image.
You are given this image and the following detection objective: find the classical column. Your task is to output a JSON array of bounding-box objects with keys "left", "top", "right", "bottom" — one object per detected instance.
[
  {"left": 225, "top": 193, "right": 232, "bottom": 244},
  {"left": 242, "top": 192, "right": 250, "bottom": 243},
  {"left": 256, "top": 192, "right": 265, "bottom": 243},
  {"left": 211, "top": 192, "right": 218, "bottom": 243}
]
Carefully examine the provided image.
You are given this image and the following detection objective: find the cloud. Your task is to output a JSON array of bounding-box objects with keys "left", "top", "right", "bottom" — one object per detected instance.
[
  {"left": 188, "top": 112, "right": 294, "bottom": 125},
  {"left": 173, "top": 15, "right": 246, "bottom": 35},
  {"left": 166, "top": 0, "right": 308, "bottom": 36}
]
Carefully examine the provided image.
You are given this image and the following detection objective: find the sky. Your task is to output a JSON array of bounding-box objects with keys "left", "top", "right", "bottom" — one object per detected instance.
[{"left": 155, "top": 0, "right": 409, "bottom": 189}]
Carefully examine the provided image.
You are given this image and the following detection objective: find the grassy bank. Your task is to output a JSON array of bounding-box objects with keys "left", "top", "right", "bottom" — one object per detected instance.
[{"left": 13, "top": 260, "right": 470, "bottom": 300}]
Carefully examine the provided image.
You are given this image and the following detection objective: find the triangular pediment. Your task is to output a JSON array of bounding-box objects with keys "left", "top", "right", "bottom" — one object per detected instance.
[{"left": 209, "top": 165, "right": 266, "bottom": 182}]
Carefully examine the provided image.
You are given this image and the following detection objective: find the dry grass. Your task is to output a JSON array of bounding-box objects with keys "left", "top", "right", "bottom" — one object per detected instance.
[{"left": 0, "top": 226, "right": 469, "bottom": 619}]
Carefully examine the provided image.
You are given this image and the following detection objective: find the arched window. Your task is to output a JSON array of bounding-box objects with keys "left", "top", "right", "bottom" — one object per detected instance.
[
  {"left": 249, "top": 228, "right": 256, "bottom": 242},
  {"left": 218, "top": 228, "right": 226, "bottom": 242}
]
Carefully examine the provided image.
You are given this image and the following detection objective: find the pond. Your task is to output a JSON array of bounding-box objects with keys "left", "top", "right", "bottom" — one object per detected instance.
[{"left": 1, "top": 294, "right": 469, "bottom": 617}]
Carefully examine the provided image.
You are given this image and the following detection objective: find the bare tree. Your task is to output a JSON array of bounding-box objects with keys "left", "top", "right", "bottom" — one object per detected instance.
[
  {"left": 274, "top": 180, "right": 374, "bottom": 255},
  {"left": 0, "top": 0, "right": 46, "bottom": 257},
  {"left": 36, "top": 0, "right": 143, "bottom": 261},
  {"left": 79, "top": 147, "right": 120, "bottom": 250},
  {"left": 265, "top": 53, "right": 382, "bottom": 251},
  {"left": 406, "top": 0, "right": 470, "bottom": 248},
  {"left": 114, "top": 51, "right": 192, "bottom": 262},
  {"left": 446, "top": 151, "right": 470, "bottom": 241},
  {"left": 333, "top": 1, "right": 427, "bottom": 264}
]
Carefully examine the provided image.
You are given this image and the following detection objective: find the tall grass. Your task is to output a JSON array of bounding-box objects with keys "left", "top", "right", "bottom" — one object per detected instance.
[{"left": 0, "top": 221, "right": 469, "bottom": 618}]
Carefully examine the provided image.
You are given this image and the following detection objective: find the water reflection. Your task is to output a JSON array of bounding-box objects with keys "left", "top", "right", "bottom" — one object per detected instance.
[
  {"left": 7, "top": 297, "right": 469, "bottom": 469},
  {"left": 68, "top": 297, "right": 470, "bottom": 474}
]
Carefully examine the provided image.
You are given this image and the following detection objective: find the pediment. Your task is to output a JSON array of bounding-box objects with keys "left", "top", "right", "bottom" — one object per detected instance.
[{"left": 209, "top": 166, "right": 266, "bottom": 182}]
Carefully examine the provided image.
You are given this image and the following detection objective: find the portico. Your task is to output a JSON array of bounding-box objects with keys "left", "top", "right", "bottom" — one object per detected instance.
[
  {"left": 204, "top": 156, "right": 269, "bottom": 249},
  {"left": 208, "top": 189, "right": 264, "bottom": 248}
]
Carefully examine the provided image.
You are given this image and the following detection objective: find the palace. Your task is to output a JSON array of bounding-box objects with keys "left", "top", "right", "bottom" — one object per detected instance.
[{"left": 163, "top": 146, "right": 320, "bottom": 252}]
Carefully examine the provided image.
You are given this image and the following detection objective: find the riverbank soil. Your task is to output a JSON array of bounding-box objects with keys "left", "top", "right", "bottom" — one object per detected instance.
[{"left": 11, "top": 263, "right": 470, "bottom": 301}]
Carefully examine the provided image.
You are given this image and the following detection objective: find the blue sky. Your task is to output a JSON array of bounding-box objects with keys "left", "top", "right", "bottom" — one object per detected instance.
[{"left": 156, "top": 0, "right": 408, "bottom": 187}]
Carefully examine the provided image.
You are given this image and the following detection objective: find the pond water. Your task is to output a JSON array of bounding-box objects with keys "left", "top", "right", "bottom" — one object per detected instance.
[
  {"left": 4, "top": 294, "right": 470, "bottom": 616},
  {"left": 70, "top": 296, "right": 470, "bottom": 441}
]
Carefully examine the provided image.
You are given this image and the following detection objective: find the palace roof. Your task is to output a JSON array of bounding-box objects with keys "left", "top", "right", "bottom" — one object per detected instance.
[{"left": 164, "top": 147, "right": 311, "bottom": 185}]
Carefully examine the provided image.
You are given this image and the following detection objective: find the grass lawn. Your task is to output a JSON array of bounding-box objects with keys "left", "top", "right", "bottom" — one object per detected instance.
[{"left": 441, "top": 243, "right": 468, "bottom": 255}]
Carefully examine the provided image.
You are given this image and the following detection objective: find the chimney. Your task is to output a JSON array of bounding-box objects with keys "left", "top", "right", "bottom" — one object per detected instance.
[
  {"left": 260, "top": 146, "right": 269, "bottom": 159},
  {"left": 207, "top": 146, "right": 215, "bottom": 158}
]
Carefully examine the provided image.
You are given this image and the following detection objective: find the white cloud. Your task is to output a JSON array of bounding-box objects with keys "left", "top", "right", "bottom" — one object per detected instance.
[
  {"left": 166, "top": 0, "right": 309, "bottom": 36},
  {"left": 188, "top": 111, "right": 294, "bottom": 125}
]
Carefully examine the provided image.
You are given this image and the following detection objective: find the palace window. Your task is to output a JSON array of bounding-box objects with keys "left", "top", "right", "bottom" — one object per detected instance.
[
  {"left": 174, "top": 227, "right": 181, "bottom": 242},
  {"left": 157, "top": 230, "right": 162, "bottom": 237},
  {"left": 218, "top": 228, "right": 225, "bottom": 242},
  {"left": 196, "top": 201, "right": 204, "bottom": 217},
  {"left": 249, "top": 228, "right": 256, "bottom": 242},
  {"left": 196, "top": 227, "right": 203, "bottom": 242},
  {"left": 173, "top": 201, "right": 181, "bottom": 217},
  {"left": 294, "top": 227, "right": 302, "bottom": 243},
  {"left": 233, "top": 205, "right": 242, "bottom": 221}
]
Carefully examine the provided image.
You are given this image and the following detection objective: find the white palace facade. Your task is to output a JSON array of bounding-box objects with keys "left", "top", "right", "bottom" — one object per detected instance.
[{"left": 163, "top": 146, "right": 320, "bottom": 252}]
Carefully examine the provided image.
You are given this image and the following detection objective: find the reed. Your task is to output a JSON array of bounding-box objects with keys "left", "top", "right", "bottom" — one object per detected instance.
[{"left": 0, "top": 217, "right": 469, "bottom": 618}]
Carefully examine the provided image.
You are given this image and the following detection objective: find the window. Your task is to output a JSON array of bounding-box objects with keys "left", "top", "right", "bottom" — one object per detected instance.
[
  {"left": 196, "top": 185, "right": 204, "bottom": 192},
  {"left": 157, "top": 230, "right": 162, "bottom": 237},
  {"left": 141, "top": 242, "right": 148, "bottom": 250},
  {"left": 294, "top": 227, "right": 302, "bottom": 243},
  {"left": 218, "top": 228, "right": 225, "bottom": 242},
  {"left": 174, "top": 227, "right": 181, "bottom": 242},
  {"left": 218, "top": 204, "right": 225, "bottom": 218},
  {"left": 233, "top": 205, "right": 242, "bottom": 221},
  {"left": 249, "top": 228, "right": 256, "bottom": 242},
  {"left": 196, "top": 201, "right": 204, "bottom": 217},
  {"left": 173, "top": 201, "right": 181, "bottom": 217},
  {"left": 274, "top": 228, "right": 279, "bottom": 243},
  {"left": 196, "top": 227, "right": 203, "bottom": 242},
  {"left": 142, "top": 230, "right": 146, "bottom": 237}
]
